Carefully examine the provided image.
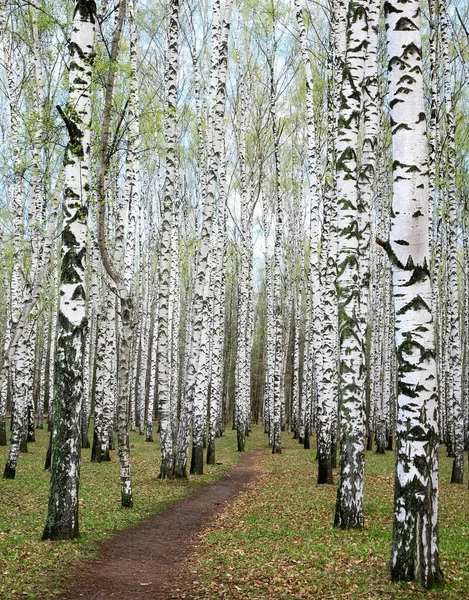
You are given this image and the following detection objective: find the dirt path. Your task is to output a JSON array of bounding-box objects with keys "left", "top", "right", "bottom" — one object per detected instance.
[{"left": 47, "top": 450, "right": 263, "bottom": 600}]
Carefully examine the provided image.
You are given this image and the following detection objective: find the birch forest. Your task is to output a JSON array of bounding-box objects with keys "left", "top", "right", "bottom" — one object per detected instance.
[{"left": 0, "top": 0, "right": 469, "bottom": 595}]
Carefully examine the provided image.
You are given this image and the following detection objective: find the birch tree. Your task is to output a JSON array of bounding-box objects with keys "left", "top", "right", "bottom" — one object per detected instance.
[
  {"left": 440, "top": 0, "right": 464, "bottom": 485},
  {"left": 334, "top": 0, "right": 369, "bottom": 529},
  {"left": 158, "top": 0, "right": 179, "bottom": 479},
  {"left": 382, "top": 0, "right": 443, "bottom": 584},
  {"left": 175, "top": 0, "right": 233, "bottom": 478},
  {"left": 43, "top": 0, "right": 97, "bottom": 540},
  {"left": 96, "top": 0, "right": 134, "bottom": 508}
]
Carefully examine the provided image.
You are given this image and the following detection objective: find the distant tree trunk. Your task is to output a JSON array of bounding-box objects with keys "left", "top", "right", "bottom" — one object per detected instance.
[
  {"left": 169, "top": 199, "right": 181, "bottom": 443},
  {"left": 82, "top": 235, "right": 99, "bottom": 448},
  {"left": 157, "top": 0, "right": 178, "bottom": 477},
  {"left": 235, "top": 75, "right": 251, "bottom": 453},
  {"left": 269, "top": 40, "right": 283, "bottom": 456},
  {"left": 96, "top": 0, "right": 134, "bottom": 509},
  {"left": 261, "top": 195, "right": 273, "bottom": 439},
  {"left": 91, "top": 275, "right": 114, "bottom": 463},
  {"left": 440, "top": 0, "right": 463, "bottom": 484},
  {"left": 207, "top": 174, "right": 227, "bottom": 463},
  {"left": 175, "top": 0, "right": 233, "bottom": 478}
]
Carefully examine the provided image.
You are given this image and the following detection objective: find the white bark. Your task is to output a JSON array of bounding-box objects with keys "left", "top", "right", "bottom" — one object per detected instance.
[
  {"left": 334, "top": 0, "right": 369, "bottom": 528},
  {"left": 440, "top": 0, "right": 463, "bottom": 484},
  {"left": 384, "top": 0, "right": 442, "bottom": 584},
  {"left": 158, "top": 0, "right": 179, "bottom": 478},
  {"left": 234, "top": 73, "right": 252, "bottom": 453},
  {"left": 43, "top": 1, "right": 97, "bottom": 538},
  {"left": 175, "top": 0, "right": 233, "bottom": 477}
]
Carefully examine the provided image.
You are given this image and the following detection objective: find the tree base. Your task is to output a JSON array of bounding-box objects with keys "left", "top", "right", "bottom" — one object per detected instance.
[
  {"left": 0, "top": 423, "right": 6, "bottom": 446},
  {"left": 91, "top": 450, "right": 111, "bottom": 463},
  {"left": 334, "top": 512, "right": 364, "bottom": 529},
  {"left": 390, "top": 562, "right": 444, "bottom": 589},
  {"left": 237, "top": 429, "right": 245, "bottom": 453},
  {"left": 317, "top": 457, "right": 333, "bottom": 484},
  {"left": 42, "top": 522, "right": 80, "bottom": 541},
  {"left": 174, "top": 466, "right": 188, "bottom": 479},
  {"left": 206, "top": 440, "right": 215, "bottom": 464},
  {"left": 3, "top": 463, "right": 16, "bottom": 479},
  {"left": 190, "top": 444, "right": 204, "bottom": 475},
  {"left": 121, "top": 492, "right": 133, "bottom": 508},
  {"left": 158, "top": 462, "right": 175, "bottom": 480},
  {"left": 451, "top": 458, "right": 463, "bottom": 484}
]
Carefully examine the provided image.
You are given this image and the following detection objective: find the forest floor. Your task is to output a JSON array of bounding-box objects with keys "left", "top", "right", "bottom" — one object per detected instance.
[
  {"left": 0, "top": 425, "right": 266, "bottom": 599},
  {"left": 188, "top": 436, "right": 469, "bottom": 600},
  {"left": 1, "top": 427, "right": 468, "bottom": 600},
  {"left": 42, "top": 448, "right": 264, "bottom": 600}
]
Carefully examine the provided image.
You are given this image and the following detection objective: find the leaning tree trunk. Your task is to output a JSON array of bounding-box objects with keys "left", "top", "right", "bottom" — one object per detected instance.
[
  {"left": 96, "top": 0, "right": 134, "bottom": 509},
  {"left": 42, "top": 0, "right": 97, "bottom": 540},
  {"left": 383, "top": 0, "right": 443, "bottom": 585}
]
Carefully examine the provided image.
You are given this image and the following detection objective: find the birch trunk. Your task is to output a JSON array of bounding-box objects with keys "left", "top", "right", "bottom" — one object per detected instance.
[
  {"left": 334, "top": 0, "right": 369, "bottom": 528},
  {"left": 96, "top": 0, "right": 134, "bottom": 508},
  {"left": 175, "top": 0, "right": 233, "bottom": 478},
  {"left": 42, "top": 0, "right": 96, "bottom": 539},
  {"left": 91, "top": 278, "right": 114, "bottom": 463},
  {"left": 235, "top": 75, "right": 251, "bottom": 453},
  {"left": 207, "top": 179, "right": 227, "bottom": 463},
  {"left": 158, "top": 0, "right": 179, "bottom": 478},
  {"left": 2, "top": 26, "right": 28, "bottom": 476},
  {"left": 440, "top": 0, "right": 463, "bottom": 484},
  {"left": 384, "top": 0, "right": 443, "bottom": 584}
]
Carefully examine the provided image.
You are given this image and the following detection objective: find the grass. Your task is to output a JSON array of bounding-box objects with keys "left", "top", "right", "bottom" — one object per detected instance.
[
  {"left": 1, "top": 425, "right": 468, "bottom": 599},
  {"left": 191, "top": 433, "right": 469, "bottom": 600},
  {"left": 0, "top": 422, "right": 266, "bottom": 599}
]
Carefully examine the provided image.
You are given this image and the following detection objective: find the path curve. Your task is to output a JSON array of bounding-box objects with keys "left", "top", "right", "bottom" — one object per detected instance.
[{"left": 46, "top": 450, "right": 263, "bottom": 600}]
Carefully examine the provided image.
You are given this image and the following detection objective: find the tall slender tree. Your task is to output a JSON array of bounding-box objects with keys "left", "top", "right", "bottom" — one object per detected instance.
[
  {"left": 382, "top": 0, "right": 443, "bottom": 584},
  {"left": 43, "top": 0, "right": 97, "bottom": 540},
  {"left": 334, "top": 0, "right": 369, "bottom": 529}
]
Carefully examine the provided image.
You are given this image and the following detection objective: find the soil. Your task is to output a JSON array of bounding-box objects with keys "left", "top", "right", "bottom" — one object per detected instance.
[{"left": 47, "top": 450, "right": 262, "bottom": 600}]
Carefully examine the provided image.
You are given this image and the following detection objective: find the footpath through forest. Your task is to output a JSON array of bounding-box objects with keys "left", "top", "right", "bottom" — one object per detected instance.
[{"left": 44, "top": 450, "right": 263, "bottom": 600}]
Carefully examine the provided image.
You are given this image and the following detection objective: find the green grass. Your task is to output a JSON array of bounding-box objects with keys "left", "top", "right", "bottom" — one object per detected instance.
[
  {"left": 0, "top": 423, "right": 266, "bottom": 599},
  {"left": 192, "top": 434, "right": 469, "bottom": 600}
]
